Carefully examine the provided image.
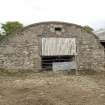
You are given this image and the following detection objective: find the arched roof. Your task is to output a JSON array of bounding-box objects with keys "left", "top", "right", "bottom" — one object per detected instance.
[
  {"left": 22, "top": 21, "right": 83, "bottom": 31},
  {"left": 0, "top": 21, "right": 100, "bottom": 44}
]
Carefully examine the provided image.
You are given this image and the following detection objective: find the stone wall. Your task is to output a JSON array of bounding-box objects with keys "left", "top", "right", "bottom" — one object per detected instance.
[{"left": 0, "top": 22, "right": 104, "bottom": 72}]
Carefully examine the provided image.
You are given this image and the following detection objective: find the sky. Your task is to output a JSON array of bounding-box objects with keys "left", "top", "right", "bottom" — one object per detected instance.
[{"left": 0, "top": 0, "right": 105, "bottom": 30}]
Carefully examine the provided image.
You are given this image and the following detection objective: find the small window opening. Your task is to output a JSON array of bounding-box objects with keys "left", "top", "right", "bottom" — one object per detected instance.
[{"left": 55, "top": 27, "right": 62, "bottom": 31}]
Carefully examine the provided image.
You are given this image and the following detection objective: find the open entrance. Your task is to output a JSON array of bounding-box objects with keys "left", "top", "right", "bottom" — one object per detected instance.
[
  {"left": 41, "top": 38, "right": 76, "bottom": 71},
  {"left": 41, "top": 56, "right": 75, "bottom": 71},
  {"left": 101, "top": 42, "right": 105, "bottom": 49}
]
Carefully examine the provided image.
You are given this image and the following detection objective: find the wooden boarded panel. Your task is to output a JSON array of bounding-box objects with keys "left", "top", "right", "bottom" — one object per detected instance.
[{"left": 42, "top": 38, "right": 76, "bottom": 56}]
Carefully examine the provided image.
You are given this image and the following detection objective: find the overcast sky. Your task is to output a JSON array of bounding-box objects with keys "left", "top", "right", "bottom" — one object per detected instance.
[{"left": 0, "top": 0, "right": 105, "bottom": 30}]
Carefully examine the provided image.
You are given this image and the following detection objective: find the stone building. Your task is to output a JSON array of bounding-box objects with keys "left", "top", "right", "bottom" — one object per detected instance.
[{"left": 0, "top": 21, "right": 104, "bottom": 72}]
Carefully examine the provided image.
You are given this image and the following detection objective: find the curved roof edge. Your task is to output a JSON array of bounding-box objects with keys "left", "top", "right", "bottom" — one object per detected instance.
[
  {"left": 21, "top": 21, "right": 98, "bottom": 35},
  {"left": 22, "top": 21, "right": 83, "bottom": 31},
  {"left": 21, "top": 21, "right": 101, "bottom": 42}
]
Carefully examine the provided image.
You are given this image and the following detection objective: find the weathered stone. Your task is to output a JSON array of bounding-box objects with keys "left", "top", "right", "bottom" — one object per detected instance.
[{"left": 0, "top": 21, "right": 104, "bottom": 72}]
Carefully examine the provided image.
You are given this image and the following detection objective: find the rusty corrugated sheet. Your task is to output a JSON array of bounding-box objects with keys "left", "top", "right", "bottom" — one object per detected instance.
[{"left": 42, "top": 38, "right": 76, "bottom": 56}]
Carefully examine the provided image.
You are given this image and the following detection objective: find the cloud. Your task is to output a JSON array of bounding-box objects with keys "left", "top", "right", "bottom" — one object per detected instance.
[{"left": 0, "top": 0, "right": 105, "bottom": 30}]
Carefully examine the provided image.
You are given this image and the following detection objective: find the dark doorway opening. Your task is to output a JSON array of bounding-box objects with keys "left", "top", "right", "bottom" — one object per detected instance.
[
  {"left": 41, "top": 55, "right": 75, "bottom": 71},
  {"left": 101, "top": 42, "right": 105, "bottom": 48}
]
